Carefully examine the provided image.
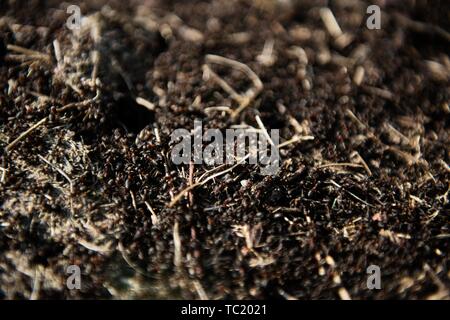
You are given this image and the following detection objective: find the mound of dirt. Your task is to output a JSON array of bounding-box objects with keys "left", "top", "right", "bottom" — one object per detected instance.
[{"left": 0, "top": 0, "right": 449, "bottom": 299}]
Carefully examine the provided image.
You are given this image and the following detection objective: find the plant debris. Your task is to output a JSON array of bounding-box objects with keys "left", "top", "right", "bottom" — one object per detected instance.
[{"left": 0, "top": 0, "right": 449, "bottom": 299}]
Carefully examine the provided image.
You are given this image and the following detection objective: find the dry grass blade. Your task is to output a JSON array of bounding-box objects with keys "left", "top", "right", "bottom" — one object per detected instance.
[
  {"left": 204, "top": 54, "right": 263, "bottom": 120},
  {"left": 38, "top": 154, "right": 74, "bottom": 194},
  {"left": 7, "top": 44, "right": 52, "bottom": 63},
  {"left": 5, "top": 117, "right": 48, "bottom": 153},
  {"left": 169, "top": 154, "right": 251, "bottom": 208}
]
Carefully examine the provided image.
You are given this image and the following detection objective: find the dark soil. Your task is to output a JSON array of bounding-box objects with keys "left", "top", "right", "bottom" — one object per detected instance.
[{"left": 0, "top": 0, "right": 449, "bottom": 299}]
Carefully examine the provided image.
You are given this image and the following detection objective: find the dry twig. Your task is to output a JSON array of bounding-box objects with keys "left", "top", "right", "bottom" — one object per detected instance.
[{"left": 204, "top": 54, "right": 263, "bottom": 120}]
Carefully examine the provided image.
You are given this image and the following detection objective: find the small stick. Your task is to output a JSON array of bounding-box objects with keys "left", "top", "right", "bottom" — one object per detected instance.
[
  {"left": 362, "top": 86, "right": 394, "bottom": 101},
  {"left": 287, "top": 115, "right": 302, "bottom": 132},
  {"left": 30, "top": 269, "right": 41, "bottom": 300},
  {"left": 204, "top": 106, "right": 232, "bottom": 114},
  {"left": 386, "top": 146, "right": 418, "bottom": 166},
  {"left": 193, "top": 280, "right": 209, "bottom": 300},
  {"left": 255, "top": 115, "right": 275, "bottom": 147},
  {"left": 204, "top": 54, "right": 263, "bottom": 120},
  {"left": 277, "top": 135, "right": 314, "bottom": 149},
  {"left": 438, "top": 160, "right": 450, "bottom": 173},
  {"left": 136, "top": 97, "right": 155, "bottom": 111},
  {"left": 173, "top": 221, "right": 182, "bottom": 268},
  {"left": 350, "top": 151, "right": 372, "bottom": 176},
  {"left": 188, "top": 161, "right": 194, "bottom": 207},
  {"left": 385, "top": 123, "right": 410, "bottom": 145},
  {"left": 317, "top": 163, "right": 363, "bottom": 169},
  {"left": 256, "top": 39, "right": 276, "bottom": 66},
  {"left": 169, "top": 154, "right": 250, "bottom": 208},
  {"left": 230, "top": 96, "right": 252, "bottom": 120},
  {"left": 196, "top": 163, "right": 228, "bottom": 182},
  {"left": 345, "top": 109, "right": 367, "bottom": 131},
  {"left": 278, "top": 288, "right": 298, "bottom": 300},
  {"left": 0, "top": 167, "right": 6, "bottom": 183},
  {"left": 5, "top": 117, "right": 47, "bottom": 152},
  {"left": 320, "top": 8, "right": 343, "bottom": 38},
  {"left": 28, "top": 91, "right": 57, "bottom": 102},
  {"left": 202, "top": 64, "right": 241, "bottom": 102},
  {"left": 78, "top": 238, "right": 111, "bottom": 253},
  {"left": 38, "top": 154, "right": 73, "bottom": 194},
  {"left": 338, "top": 287, "right": 352, "bottom": 300},
  {"left": 52, "top": 40, "right": 62, "bottom": 65},
  {"left": 118, "top": 242, "right": 150, "bottom": 277},
  {"left": 393, "top": 13, "right": 450, "bottom": 42},
  {"left": 145, "top": 201, "right": 159, "bottom": 225},
  {"left": 56, "top": 95, "right": 98, "bottom": 112},
  {"left": 329, "top": 179, "right": 374, "bottom": 207},
  {"left": 7, "top": 44, "right": 51, "bottom": 62},
  {"left": 130, "top": 191, "right": 137, "bottom": 211},
  {"left": 205, "top": 55, "right": 263, "bottom": 92},
  {"left": 353, "top": 66, "right": 365, "bottom": 86}
]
